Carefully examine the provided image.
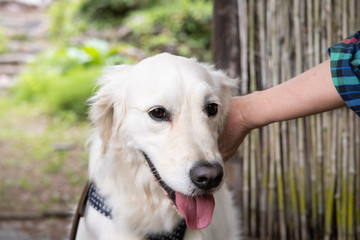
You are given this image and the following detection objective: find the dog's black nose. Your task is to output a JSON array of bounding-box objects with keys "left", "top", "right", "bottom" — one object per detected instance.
[{"left": 190, "top": 162, "right": 223, "bottom": 190}]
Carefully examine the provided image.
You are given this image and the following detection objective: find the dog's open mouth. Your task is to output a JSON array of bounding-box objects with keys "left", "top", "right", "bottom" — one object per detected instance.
[{"left": 143, "top": 153, "right": 215, "bottom": 230}]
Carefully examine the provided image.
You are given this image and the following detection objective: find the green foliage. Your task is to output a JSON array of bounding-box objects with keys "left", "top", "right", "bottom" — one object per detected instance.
[
  {"left": 23, "top": 0, "right": 213, "bottom": 119},
  {"left": 47, "top": 0, "right": 212, "bottom": 61},
  {"left": 125, "top": 0, "right": 212, "bottom": 61},
  {"left": 78, "top": 0, "right": 153, "bottom": 27},
  {"left": 12, "top": 39, "right": 133, "bottom": 118},
  {"left": 47, "top": 0, "right": 86, "bottom": 44}
]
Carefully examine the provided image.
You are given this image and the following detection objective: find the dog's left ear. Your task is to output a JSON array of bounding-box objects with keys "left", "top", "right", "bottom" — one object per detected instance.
[
  {"left": 199, "top": 62, "right": 239, "bottom": 97},
  {"left": 201, "top": 64, "right": 239, "bottom": 109},
  {"left": 88, "top": 65, "right": 132, "bottom": 153},
  {"left": 208, "top": 69, "right": 239, "bottom": 97},
  {"left": 200, "top": 64, "right": 239, "bottom": 134}
]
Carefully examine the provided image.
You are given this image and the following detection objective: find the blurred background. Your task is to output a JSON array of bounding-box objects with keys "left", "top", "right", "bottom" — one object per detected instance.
[
  {"left": 0, "top": 0, "right": 360, "bottom": 239},
  {"left": 0, "top": 0, "right": 211, "bottom": 239}
]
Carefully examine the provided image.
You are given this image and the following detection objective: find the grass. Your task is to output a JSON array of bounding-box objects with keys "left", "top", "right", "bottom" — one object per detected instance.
[{"left": 0, "top": 96, "right": 89, "bottom": 214}]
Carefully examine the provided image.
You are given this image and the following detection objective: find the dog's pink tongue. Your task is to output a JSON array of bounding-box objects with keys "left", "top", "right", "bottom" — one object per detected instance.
[{"left": 175, "top": 192, "right": 215, "bottom": 230}]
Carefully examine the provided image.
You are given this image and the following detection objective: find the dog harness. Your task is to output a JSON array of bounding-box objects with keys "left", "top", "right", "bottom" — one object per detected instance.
[
  {"left": 88, "top": 183, "right": 113, "bottom": 218},
  {"left": 70, "top": 182, "right": 188, "bottom": 240}
]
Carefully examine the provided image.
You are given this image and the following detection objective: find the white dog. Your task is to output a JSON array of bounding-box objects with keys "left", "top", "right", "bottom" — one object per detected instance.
[{"left": 76, "top": 53, "right": 240, "bottom": 240}]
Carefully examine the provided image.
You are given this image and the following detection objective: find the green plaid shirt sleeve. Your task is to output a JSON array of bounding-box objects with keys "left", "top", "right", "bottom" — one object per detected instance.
[{"left": 328, "top": 31, "right": 360, "bottom": 117}]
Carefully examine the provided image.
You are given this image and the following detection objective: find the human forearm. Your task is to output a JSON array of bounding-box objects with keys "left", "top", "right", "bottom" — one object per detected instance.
[
  {"left": 220, "top": 59, "right": 345, "bottom": 160},
  {"left": 237, "top": 59, "right": 345, "bottom": 129}
]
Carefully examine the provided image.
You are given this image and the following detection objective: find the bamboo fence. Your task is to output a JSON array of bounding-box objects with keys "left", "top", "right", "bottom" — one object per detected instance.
[{"left": 224, "top": 0, "right": 360, "bottom": 239}]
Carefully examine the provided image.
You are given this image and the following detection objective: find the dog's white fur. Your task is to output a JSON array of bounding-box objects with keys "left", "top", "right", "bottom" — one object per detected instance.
[{"left": 77, "top": 53, "right": 240, "bottom": 240}]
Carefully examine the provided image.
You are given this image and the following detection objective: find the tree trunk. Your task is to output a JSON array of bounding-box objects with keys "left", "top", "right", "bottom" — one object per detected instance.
[{"left": 212, "top": 0, "right": 240, "bottom": 78}]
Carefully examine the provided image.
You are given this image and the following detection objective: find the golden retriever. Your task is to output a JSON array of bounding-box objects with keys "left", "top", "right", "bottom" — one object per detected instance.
[{"left": 76, "top": 53, "right": 240, "bottom": 240}]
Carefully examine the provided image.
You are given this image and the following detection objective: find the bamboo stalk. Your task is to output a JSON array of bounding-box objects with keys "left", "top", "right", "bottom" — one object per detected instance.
[
  {"left": 342, "top": 0, "right": 348, "bottom": 38},
  {"left": 250, "top": 130, "right": 257, "bottom": 237},
  {"left": 325, "top": 0, "right": 332, "bottom": 47},
  {"left": 248, "top": 0, "right": 256, "bottom": 93},
  {"left": 347, "top": 111, "right": 355, "bottom": 238},
  {"left": 355, "top": 1, "right": 360, "bottom": 35},
  {"left": 257, "top": 0, "right": 268, "bottom": 238},
  {"left": 266, "top": 0, "right": 277, "bottom": 237},
  {"left": 255, "top": 127, "right": 262, "bottom": 238},
  {"left": 321, "top": 111, "right": 330, "bottom": 239},
  {"left": 316, "top": 114, "right": 325, "bottom": 235},
  {"left": 242, "top": 138, "right": 250, "bottom": 237},
  {"left": 313, "top": 0, "right": 320, "bottom": 65},
  {"left": 280, "top": 120, "right": 290, "bottom": 237},
  {"left": 340, "top": 4, "right": 350, "bottom": 237},
  {"left": 322, "top": 2, "right": 332, "bottom": 239},
  {"left": 349, "top": 0, "right": 355, "bottom": 34},
  {"left": 297, "top": 118, "right": 308, "bottom": 240},
  {"left": 356, "top": 116, "right": 360, "bottom": 237},
  {"left": 324, "top": 110, "right": 338, "bottom": 240},
  {"left": 274, "top": 122, "right": 287, "bottom": 240},
  {"left": 272, "top": 2, "right": 286, "bottom": 238},
  {"left": 306, "top": 1, "right": 317, "bottom": 236},
  {"left": 290, "top": 2, "right": 302, "bottom": 240},
  {"left": 320, "top": 0, "right": 327, "bottom": 60},
  {"left": 289, "top": 119, "right": 302, "bottom": 240},
  {"left": 248, "top": 0, "right": 258, "bottom": 236},
  {"left": 334, "top": 0, "right": 342, "bottom": 41},
  {"left": 257, "top": 0, "right": 267, "bottom": 90},
  {"left": 310, "top": 115, "right": 318, "bottom": 235},
  {"left": 316, "top": 0, "right": 326, "bottom": 226},
  {"left": 267, "top": 123, "right": 276, "bottom": 238},
  {"left": 340, "top": 110, "right": 348, "bottom": 239},
  {"left": 306, "top": 0, "right": 314, "bottom": 68},
  {"left": 293, "top": 0, "right": 302, "bottom": 76},
  {"left": 238, "top": 0, "right": 248, "bottom": 95},
  {"left": 260, "top": 125, "right": 270, "bottom": 238},
  {"left": 313, "top": 0, "right": 323, "bottom": 236},
  {"left": 293, "top": 1, "right": 309, "bottom": 239},
  {"left": 280, "top": 1, "right": 296, "bottom": 239},
  {"left": 237, "top": 0, "right": 250, "bottom": 236},
  {"left": 335, "top": 109, "right": 345, "bottom": 240},
  {"left": 257, "top": 0, "right": 269, "bottom": 236}
]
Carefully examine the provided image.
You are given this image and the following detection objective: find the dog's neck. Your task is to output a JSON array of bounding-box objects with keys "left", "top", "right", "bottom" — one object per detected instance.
[
  {"left": 88, "top": 182, "right": 187, "bottom": 239},
  {"left": 88, "top": 136, "right": 183, "bottom": 235}
]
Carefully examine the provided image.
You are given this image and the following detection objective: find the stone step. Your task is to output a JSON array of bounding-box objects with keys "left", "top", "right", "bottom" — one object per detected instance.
[
  {"left": 0, "top": 3, "right": 48, "bottom": 40},
  {"left": 7, "top": 40, "right": 49, "bottom": 54},
  {"left": 0, "top": 64, "right": 22, "bottom": 75},
  {"left": 0, "top": 53, "right": 34, "bottom": 65},
  {"left": 0, "top": 74, "right": 16, "bottom": 93}
]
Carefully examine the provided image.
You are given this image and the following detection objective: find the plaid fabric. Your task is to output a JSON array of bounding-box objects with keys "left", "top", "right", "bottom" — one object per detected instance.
[{"left": 328, "top": 31, "right": 360, "bottom": 116}]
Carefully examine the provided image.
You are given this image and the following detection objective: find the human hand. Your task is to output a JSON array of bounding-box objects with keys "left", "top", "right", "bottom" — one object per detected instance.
[{"left": 219, "top": 97, "right": 252, "bottom": 161}]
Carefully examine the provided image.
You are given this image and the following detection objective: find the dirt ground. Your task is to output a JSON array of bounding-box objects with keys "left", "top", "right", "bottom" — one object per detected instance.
[
  {"left": 0, "top": 219, "right": 72, "bottom": 240},
  {"left": 0, "top": 2, "right": 87, "bottom": 239}
]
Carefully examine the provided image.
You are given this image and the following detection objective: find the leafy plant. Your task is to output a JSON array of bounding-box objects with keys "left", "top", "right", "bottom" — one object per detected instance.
[
  {"left": 78, "top": 0, "right": 153, "bottom": 27},
  {"left": 12, "top": 39, "right": 133, "bottom": 118},
  {"left": 47, "top": 0, "right": 212, "bottom": 61},
  {"left": 124, "top": 0, "right": 212, "bottom": 61},
  {"left": 47, "top": 0, "right": 86, "bottom": 44}
]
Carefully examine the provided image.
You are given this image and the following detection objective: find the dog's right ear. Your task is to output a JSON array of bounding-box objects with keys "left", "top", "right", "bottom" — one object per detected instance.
[{"left": 88, "top": 65, "right": 132, "bottom": 153}]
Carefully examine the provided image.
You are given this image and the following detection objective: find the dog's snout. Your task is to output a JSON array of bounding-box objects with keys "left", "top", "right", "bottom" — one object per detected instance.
[{"left": 190, "top": 162, "right": 223, "bottom": 190}]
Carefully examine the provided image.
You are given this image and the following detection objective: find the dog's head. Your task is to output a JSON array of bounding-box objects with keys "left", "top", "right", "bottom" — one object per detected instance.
[{"left": 89, "top": 53, "right": 237, "bottom": 230}]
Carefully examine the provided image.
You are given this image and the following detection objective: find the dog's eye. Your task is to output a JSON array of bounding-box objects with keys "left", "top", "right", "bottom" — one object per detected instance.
[
  {"left": 149, "top": 107, "right": 170, "bottom": 121},
  {"left": 206, "top": 103, "right": 218, "bottom": 117}
]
